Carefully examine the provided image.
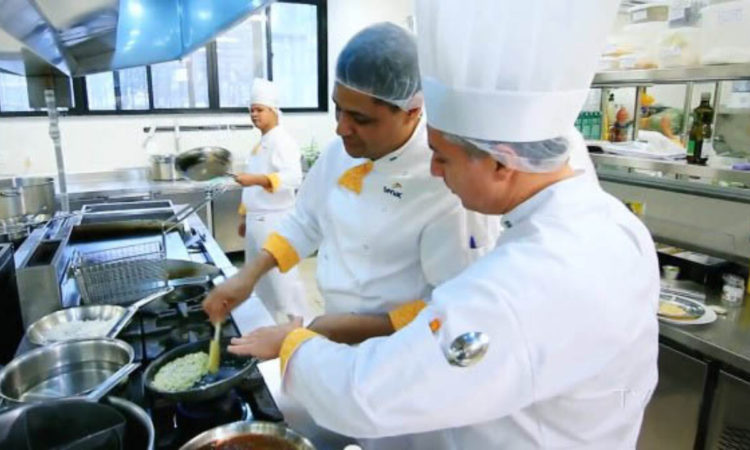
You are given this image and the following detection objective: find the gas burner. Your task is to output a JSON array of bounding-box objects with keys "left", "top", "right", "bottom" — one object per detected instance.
[
  {"left": 175, "top": 391, "right": 250, "bottom": 431},
  {"left": 152, "top": 390, "right": 252, "bottom": 449},
  {"left": 168, "top": 322, "right": 213, "bottom": 346}
]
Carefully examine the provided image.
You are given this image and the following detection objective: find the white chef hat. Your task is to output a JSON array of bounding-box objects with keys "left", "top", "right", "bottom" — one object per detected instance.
[
  {"left": 336, "top": 22, "right": 423, "bottom": 111},
  {"left": 249, "top": 78, "right": 282, "bottom": 118},
  {"left": 415, "top": 0, "right": 619, "bottom": 172}
]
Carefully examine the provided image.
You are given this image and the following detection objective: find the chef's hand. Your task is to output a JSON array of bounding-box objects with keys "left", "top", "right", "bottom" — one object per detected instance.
[
  {"left": 203, "top": 250, "right": 278, "bottom": 324},
  {"left": 203, "top": 275, "right": 255, "bottom": 324},
  {"left": 234, "top": 173, "right": 262, "bottom": 187},
  {"left": 238, "top": 221, "right": 246, "bottom": 237},
  {"left": 227, "top": 316, "right": 304, "bottom": 359}
]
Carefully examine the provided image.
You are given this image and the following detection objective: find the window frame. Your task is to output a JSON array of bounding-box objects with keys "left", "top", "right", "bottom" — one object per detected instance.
[{"left": 0, "top": 0, "right": 328, "bottom": 117}]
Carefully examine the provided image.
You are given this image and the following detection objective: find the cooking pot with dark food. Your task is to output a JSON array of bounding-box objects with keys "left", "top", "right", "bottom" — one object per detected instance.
[{"left": 179, "top": 421, "right": 315, "bottom": 450}]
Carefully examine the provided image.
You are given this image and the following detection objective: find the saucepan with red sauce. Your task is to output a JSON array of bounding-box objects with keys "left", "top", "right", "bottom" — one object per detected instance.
[{"left": 179, "top": 421, "right": 315, "bottom": 450}]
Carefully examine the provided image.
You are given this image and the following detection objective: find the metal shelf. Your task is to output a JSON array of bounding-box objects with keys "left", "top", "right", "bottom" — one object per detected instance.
[
  {"left": 588, "top": 150, "right": 750, "bottom": 185},
  {"left": 592, "top": 64, "right": 750, "bottom": 86}
]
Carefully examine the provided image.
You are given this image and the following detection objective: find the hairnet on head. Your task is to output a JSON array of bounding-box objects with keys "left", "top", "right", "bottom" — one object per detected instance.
[
  {"left": 336, "top": 22, "right": 423, "bottom": 111},
  {"left": 470, "top": 137, "right": 570, "bottom": 173},
  {"left": 249, "top": 78, "right": 283, "bottom": 119}
]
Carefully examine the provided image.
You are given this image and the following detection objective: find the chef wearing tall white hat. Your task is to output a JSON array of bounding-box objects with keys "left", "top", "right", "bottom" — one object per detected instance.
[
  {"left": 234, "top": 78, "right": 311, "bottom": 324},
  {"left": 225, "top": 0, "right": 660, "bottom": 449}
]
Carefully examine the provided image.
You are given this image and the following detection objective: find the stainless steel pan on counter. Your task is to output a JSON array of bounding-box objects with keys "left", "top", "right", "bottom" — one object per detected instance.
[
  {"left": 175, "top": 146, "right": 234, "bottom": 182},
  {"left": 179, "top": 421, "right": 316, "bottom": 450},
  {"left": 143, "top": 337, "right": 257, "bottom": 402},
  {"left": 0, "top": 338, "right": 135, "bottom": 404},
  {"left": 26, "top": 288, "right": 173, "bottom": 345}
]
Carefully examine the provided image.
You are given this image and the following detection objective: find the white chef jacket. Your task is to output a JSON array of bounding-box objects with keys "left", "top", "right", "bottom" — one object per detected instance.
[
  {"left": 283, "top": 172, "right": 660, "bottom": 449},
  {"left": 242, "top": 125, "right": 302, "bottom": 214},
  {"left": 271, "top": 117, "right": 476, "bottom": 315}
]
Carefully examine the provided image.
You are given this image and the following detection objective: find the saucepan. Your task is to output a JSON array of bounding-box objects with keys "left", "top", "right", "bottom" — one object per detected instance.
[
  {"left": 180, "top": 421, "right": 316, "bottom": 450},
  {"left": 175, "top": 146, "right": 234, "bottom": 182},
  {"left": 0, "top": 338, "right": 136, "bottom": 405},
  {"left": 0, "top": 396, "right": 154, "bottom": 449},
  {"left": 143, "top": 337, "right": 257, "bottom": 402}
]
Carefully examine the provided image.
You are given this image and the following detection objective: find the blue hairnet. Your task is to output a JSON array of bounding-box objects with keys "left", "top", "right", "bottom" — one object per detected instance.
[{"left": 336, "top": 23, "right": 423, "bottom": 110}]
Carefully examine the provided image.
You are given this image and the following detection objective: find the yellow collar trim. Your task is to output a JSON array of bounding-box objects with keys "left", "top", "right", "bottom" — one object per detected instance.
[{"left": 337, "top": 161, "right": 374, "bottom": 194}]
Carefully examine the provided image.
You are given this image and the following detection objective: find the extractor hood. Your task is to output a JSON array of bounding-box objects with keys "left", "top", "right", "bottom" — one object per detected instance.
[{"left": 0, "top": 0, "right": 273, "bottom": 77}]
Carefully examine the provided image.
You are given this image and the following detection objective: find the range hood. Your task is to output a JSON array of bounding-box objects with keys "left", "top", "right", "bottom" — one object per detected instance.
[{"left": 0, "top": 0, "right": 273, "bottom": 77}]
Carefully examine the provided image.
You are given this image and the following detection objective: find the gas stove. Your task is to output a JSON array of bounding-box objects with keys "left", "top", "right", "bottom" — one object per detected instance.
[
  {"left": 10, "top": 202, "right": 284, "bottom": 449},
  {"left": 119, "top": 289, "right": 284, "bottom": 450}
]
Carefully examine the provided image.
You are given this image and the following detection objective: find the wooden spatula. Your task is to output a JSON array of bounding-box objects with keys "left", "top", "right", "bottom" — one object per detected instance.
[{"left": 207, "top": 321, "right": 222, "bottom": 374}]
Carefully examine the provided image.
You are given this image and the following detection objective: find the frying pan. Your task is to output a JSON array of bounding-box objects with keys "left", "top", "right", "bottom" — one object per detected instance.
[
  {"left": 175, "top": 147, "right": 234, "bottom": 182},
  {"left": 141, "top": 284, "right": 207, "bottom": 316},
  {"left": 143, "top": 337, "right": 257, "bottom": 402}
]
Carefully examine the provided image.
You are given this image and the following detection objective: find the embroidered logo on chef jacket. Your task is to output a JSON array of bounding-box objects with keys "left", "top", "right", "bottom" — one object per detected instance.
[{"left": 383, "top": 182, "right": 403, "bottom": 199}]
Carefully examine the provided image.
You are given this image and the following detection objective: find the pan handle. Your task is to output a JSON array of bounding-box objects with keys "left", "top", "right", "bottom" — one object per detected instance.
[
  {"left": 84, "top": 362, "right": 141, "bottom": 402},
  {"left": 106, "top": 287, "right": 174, "bottom": 339}
]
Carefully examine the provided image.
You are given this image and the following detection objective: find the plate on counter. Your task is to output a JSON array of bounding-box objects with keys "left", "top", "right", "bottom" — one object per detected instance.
[{"left": 658, "top": 294, "right": 717, "bottom": 325}]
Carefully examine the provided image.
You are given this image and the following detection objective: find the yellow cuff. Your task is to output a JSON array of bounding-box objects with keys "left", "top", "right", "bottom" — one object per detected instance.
[
  {"left": 264, "top": 173, "right": 281, "bottom": 193},
  {"left": 280, "top": 328, "right": 319, "bottom": 375},
  {"left": 237, "top": 203, "right": 247, "bottom": 215},
  {"left": 263, "top": 232, "right": 300, "bottom": 272},
  {"left": 388, "top": 300, "right": 427, "bottom": 331}
]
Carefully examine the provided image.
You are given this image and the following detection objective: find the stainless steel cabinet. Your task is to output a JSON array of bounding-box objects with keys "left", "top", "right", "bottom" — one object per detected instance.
[
  {"left": 211, "top": 188, "right": 243, "bottom": 253},
  {"left": 706, "top": 370, "right": 750, "bottom": 449},
  {"left": 638, "top": 344, "right": 708, "bottom": 450}
]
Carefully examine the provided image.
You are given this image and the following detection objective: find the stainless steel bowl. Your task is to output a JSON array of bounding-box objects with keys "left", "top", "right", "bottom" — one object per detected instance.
[
  {"left": 179, "top": 421, "right": 316, "bottom": 450},
  {"left": 0, "top": 338, "right": 134, "bottom": 404},
  {"left": 26, "top": 305, "right": 127, "bottom": 346},
  {"left": 175, "top": 146, "right": 232, "bottom": 181}
]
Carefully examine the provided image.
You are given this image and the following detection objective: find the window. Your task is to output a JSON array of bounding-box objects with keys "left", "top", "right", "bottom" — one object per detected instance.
[
  {"left": 118, "top": 66, "right": 149, "bottom": 110},
  {"left": 270, "top": 3, "right": 319, "bottom": 108},
  {"left": 0, "top": 72, "right": 32, "bottom": 112},
  {"left": 86, "top": 66, "right": 150, "bottom": 111},
  {"left": 217, "top": 13, "right": 268, "bottom": 108},
  {"left": 152, "top": 48, "right": 210, "bottom": 109},
  {"left": 0, "top": 0, "right": 327, "bottom": 116},
  {"left": 86, "top": 72, "right": 116, "bottom": 110},
  {"left": 0, "top": 71, "right": 74, "bottom": 112}
]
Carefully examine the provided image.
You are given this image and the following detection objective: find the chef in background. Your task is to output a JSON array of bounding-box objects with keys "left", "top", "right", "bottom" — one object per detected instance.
[
  {"left": 234, "top": 78, "right": 311, "bottom": 324},
  {"left": 206, "top": 23, "right": 484, "bottom": 344},
  {"left": 226, "top": 1, "right": 660, "bottom": 449}
]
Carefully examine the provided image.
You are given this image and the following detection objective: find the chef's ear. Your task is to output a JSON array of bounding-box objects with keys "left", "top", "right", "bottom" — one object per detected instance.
[{"left": 492, "top": 159, "right": 513, "bottom": 182}]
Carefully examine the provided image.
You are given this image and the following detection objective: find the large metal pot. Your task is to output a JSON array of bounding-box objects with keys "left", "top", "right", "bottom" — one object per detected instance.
[
  {"left": 0, "top": 338, "right": 135, "bottom": 404},
  {"left": 180, "top": 421, "right": 316, "bottom": 450},
  {"left": 150, "top": 154, "right": 178, "bottom": 181},
  {"left": 0, "top": 177, "right": 56, "bottom": 219},
  {"left": 0, "top": 189, "right": 22, "bottom": 221},
  {"left": 106, "top": 396, "right": 155, "bottom": 450}
]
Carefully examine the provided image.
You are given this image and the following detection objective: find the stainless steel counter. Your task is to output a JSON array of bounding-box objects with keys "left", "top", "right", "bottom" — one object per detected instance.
[
  {"left": 660, "top": 293, "right": 750, "bottom": 374},
  {"left": 64, "top": 167, "right": 243, "bottom": 197}
]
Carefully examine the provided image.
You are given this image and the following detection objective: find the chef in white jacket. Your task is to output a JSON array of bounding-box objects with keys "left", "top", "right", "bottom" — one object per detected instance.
[
  {"left": 205, "top": 23, "right": 480, "bottom": 340},
  {"left": 234, "top": 78, "right": 310, "bottom": 324},
  {"left": 227, "top": 1, "right": 660, "bottom": 449}
]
